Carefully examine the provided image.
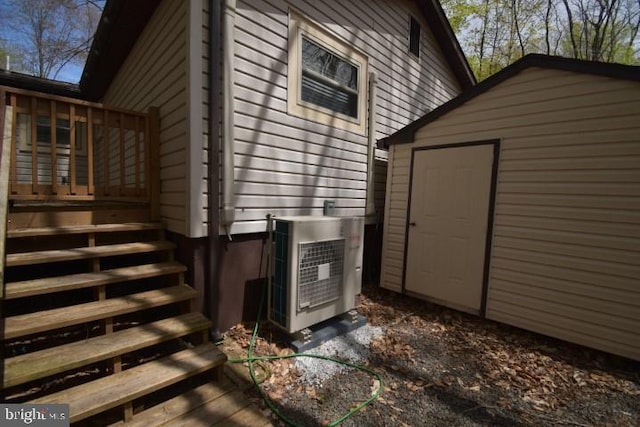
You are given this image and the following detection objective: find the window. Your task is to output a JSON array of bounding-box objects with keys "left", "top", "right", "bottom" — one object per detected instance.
[
  {"left": 409, "top": 16, "right": 420, "bottom": 58},
  {"left": 37, "top": 117, "right": 71, "bottom": 147},
  {"left": 18, "top": 114, "right": 87, "bottom": 155},
  {"left": 301, "top": 38, "right": 358, "bottom": 118},
  {"left": 288, "top": 11, "right": 368, "bottom": 134}
]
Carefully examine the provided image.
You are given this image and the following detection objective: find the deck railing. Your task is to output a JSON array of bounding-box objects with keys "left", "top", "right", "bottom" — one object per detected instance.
[
  {"left": 1, "top": 86, "right": 159, "bottom": 206},
  {"left": 1, "top": 87, "right": 10, "bottom": 298}
]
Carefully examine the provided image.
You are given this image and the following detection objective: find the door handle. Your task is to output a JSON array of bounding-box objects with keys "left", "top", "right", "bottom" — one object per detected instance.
[{"left": 409, "top": 222, "right": 417, "bottom": 227}]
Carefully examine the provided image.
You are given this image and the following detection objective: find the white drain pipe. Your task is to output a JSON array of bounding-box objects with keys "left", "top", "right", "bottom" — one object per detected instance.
[
  {"left": 222, "top": 0, "right": 236, "bottom": 238},
  {"left": 365, "top": 71, "right": 378, "bottom": 220}
]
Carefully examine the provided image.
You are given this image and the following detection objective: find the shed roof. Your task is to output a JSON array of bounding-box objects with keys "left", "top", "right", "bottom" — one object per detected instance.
[
  {"left": 79, "top": 0, "right": 475, "bottom": 101},
  {"left": 379, "top": 54, "right": 640, "bottom": 148}
]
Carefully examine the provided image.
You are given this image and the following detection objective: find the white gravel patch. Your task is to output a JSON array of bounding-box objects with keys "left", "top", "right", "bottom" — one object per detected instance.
[{"left": 294, "top": 325, "right": 384, "bottom": 387}]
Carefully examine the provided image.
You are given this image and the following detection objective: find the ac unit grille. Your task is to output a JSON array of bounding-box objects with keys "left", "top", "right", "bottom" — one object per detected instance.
[{"left": 297, "top": 239, "right": 344, "bottom": 310}]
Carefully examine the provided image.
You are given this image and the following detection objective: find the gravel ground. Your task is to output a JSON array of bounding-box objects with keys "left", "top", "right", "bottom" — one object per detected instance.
[
  {"left": 226, "top": 284, "right": 640, "bottom": 426},
  {"left": 294, "top": 325, "right": 384, "bottom": 388}
]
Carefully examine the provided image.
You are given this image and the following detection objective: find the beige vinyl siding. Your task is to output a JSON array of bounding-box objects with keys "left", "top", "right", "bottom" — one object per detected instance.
[
  {"left": 380, "top": 143, "right": 411, "bottom": 292},
  {"left": 202, "top": 0, "right": 461, "bottom": 235},
  {"left": 16, "top": 154, "right": 88, "bottom": 186},
  {"left": 380, "top": 67, "right": 640, "bottom": 360},
  {"left": 102, "top": 0, "right": 187, "bottom": 235},
  {"left": 14, "top": 114, "right": 89, "bottom": 187}
]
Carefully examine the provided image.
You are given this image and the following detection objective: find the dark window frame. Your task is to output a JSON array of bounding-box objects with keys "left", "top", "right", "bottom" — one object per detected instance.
[
  {"left": 409, "top": 16, "right": 420, "bottom": 58},
  {"left": 300, "top": 36, "right": 360, "bottom": 119}
]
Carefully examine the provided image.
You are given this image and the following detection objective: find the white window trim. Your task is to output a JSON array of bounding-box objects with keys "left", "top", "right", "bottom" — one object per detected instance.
[{"left": 288, "top": 10, "right": 368, "bottom": 135}]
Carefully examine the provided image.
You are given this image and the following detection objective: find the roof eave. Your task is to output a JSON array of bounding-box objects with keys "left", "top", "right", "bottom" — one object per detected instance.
[
  {"left": 417, "top": 0, "right": 476, "bottom": 91},
  {"left": 79, "top": 0, "right": 161, "bottom": 101},
  {"left": 0, "top": 69, "right": 82, "bottom": 98}
]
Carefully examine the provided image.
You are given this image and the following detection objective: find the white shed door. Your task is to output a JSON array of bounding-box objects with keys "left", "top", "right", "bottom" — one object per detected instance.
[{"left": 406, "top": 145, "right": 494, "bottom": 313}]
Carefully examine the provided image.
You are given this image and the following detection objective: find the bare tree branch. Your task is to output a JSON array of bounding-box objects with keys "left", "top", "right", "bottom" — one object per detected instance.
[
  {"left": 545, "top": 0, "right": 553, "bottom": 54},
  {"left": 512, "top": 0, "right": 526, "bottom": 56},
  {"left": 0, "top": 0, "right": 102, "bottom": 79}
]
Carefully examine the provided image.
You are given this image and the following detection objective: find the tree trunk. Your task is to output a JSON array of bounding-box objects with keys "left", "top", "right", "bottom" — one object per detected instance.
[{"left": 562, "top": 0, "right": 580, "bottom": 58}]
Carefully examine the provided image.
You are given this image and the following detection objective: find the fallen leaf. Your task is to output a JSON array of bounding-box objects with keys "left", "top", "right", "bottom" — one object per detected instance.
[{"left": 371, "top": 379, "right": 381, "bottom": 396}]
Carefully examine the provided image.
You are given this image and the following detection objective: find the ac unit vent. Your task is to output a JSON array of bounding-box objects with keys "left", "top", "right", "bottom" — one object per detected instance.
[
  {"left": 298, "top": 239, "right": 344, "bottom": 309},
  {"left": 269, "top": 216, "right": 364, "bottom": 334}
]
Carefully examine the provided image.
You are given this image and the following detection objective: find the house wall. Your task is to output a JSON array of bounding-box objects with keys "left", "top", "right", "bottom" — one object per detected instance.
[
  {"left": 201, "top": 0, "right": 462, "bottom": 236},
  {"left": 102, "top": 0, "right": 188, "bottom": 235},
  {"left": 98, "top": 0, "right": 464, "bottom": 332},
  {"left": 198, "top": 0, "right": 463, "bottom": 330},
  {"left": 380, "top": 67, "right": 640, "bottom": 360},
  {"left": 13, "top": 112, "right": 89, "bottom": 187},
  {"left": 16, "top": 154, "right": 88, "bottom": 187}
]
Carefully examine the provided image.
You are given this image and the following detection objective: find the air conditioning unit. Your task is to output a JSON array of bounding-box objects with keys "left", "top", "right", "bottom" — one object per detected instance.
[{"left": 269, "top": 216, "right": 364, "bottom": 334}]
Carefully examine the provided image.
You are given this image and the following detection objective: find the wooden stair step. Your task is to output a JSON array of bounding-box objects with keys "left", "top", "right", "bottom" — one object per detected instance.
[
  {"left": 6, "top": 240, "right": 175, "bottom": 267},
  {"left": 216, "top": 404, "right": 273, "bottom": 427},
  {"left": 4, "top": 284, "right": 198, "bottom": 340},
  {"left": 5, "top": 312, "right": 212, "bottom": 388},
  {"left": 109, "top": 379, "right": 237, "bottom": 427},
  {"left": 112, "top": 380, "right": 271, "bottom": 427},
  {"left": 31, "top": 342, "right": 227, "bottom": 423},
  {"left": 7, "top": 222, "right": 164, "bottom": 238},
  {"left": 4, "top": 261, "right": 186, "bottom": 299}
]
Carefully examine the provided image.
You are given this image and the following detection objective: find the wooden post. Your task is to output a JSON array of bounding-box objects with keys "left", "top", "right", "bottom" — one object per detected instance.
[
  {"left": 103, "top": 110, "right": 109, "bottom": 196},
  {"left": 51, "top": 101, "right": 58, "bottom": 195},
  {"left": 69, "top": 105, "right": 77, "bottom": 195},
  {"left": 134, "top": 116, "right": 141, "bottom": 196},
  {"left": 119, "top": 113, "right": 125, "bottom": 196},
  {"left": 123, "top": 403, "right": 133, "bottom": 423},
  {"left": 147, "top": 107, "right": 161, "bottom": 221},
  {"left": 30, "top": 97, "right": 38, "bottom": 194},
  {"left": 9, "top": 94, "right": 17, "bottom": 195},
  {"left": 87, "top": 108, "right": 95, "bottom": 195},
  {"left": 0, "top": 89, "right": 9, "bottom": 298}
]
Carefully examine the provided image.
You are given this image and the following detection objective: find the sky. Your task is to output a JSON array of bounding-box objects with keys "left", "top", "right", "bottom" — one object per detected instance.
[
  {"left": 0, "top": 0, "right": 102, "bottom": 84},
  {"left": 2, "top": 46, "right": 86, "bottom": 84},
  {"left": 54, "top": 63, "right": 84, "bottom": 84}
]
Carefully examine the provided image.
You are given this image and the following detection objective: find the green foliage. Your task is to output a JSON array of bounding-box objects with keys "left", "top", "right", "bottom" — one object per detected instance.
[
  {"left": 0, "top": 39, "right": 25, "bottom": 72},
  {"left": 441, "top": 0, "right": 640, "bottom": 81},
  {"left": 439, "top": 0, "right": 483, "bottom": 34}
]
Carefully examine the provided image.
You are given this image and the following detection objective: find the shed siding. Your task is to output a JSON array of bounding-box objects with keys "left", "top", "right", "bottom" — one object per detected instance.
[
  {"left": 103, "top": 0, "right": 187, "bottom": 235},
  {"left": 381, "top": 67, "right": 640, "bottom": 360},
  {"left": 203, "top": 0, "right": 461, "bottom": 235}
]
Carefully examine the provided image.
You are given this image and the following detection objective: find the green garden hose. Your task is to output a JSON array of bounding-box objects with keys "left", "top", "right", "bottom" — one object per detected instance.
[{"left": 228, "top": 284, "right": 384, "bottom": 427}]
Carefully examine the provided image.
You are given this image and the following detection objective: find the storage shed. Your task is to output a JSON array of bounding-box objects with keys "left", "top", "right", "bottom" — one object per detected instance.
[{"left": 378, "top": 54, "right": 640, "bottom": 361}]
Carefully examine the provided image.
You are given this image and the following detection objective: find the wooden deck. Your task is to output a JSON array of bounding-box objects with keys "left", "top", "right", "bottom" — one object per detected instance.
[
  {"left": 110, "top": 377, "right": 272, "bottom": 427},
  {"left": 0, "top": 87, "right": 272, "bottom": 426},
  {"left": 0, "top": 218, "right": 274, "bottom": 426}
]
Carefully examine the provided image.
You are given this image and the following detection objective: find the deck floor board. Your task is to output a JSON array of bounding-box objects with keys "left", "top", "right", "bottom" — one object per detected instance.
[
  {"left": 4, "top": 284, "right": 197, "bottom": 339},
  {"left": 109, "top": 378, "right": 272, "bottom": 427},
  {"left": 30, "top": 343, "right": 226, "bottom": 423},
  {"left": 4, "top": 261, "right": 186, "bottom": 299},
  {"left": 6, "top": 312, "right": 210, "bottom": 388},
  {"left": 7, "top": 222, "right": 164, "bottom": 238},
  {"left": 6, "top": 240, "right": 175, "bottom": 266}
]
